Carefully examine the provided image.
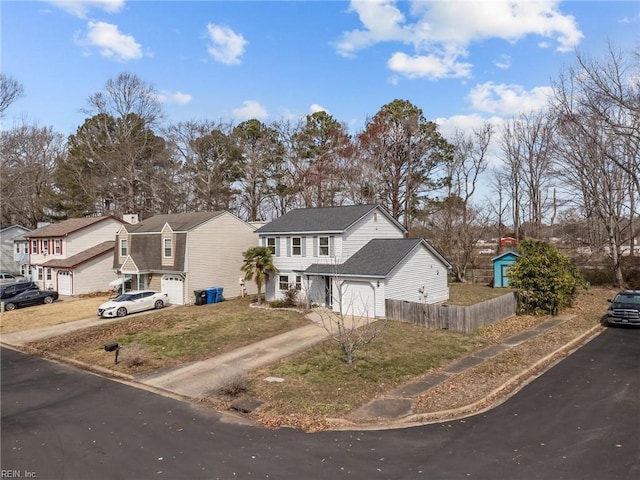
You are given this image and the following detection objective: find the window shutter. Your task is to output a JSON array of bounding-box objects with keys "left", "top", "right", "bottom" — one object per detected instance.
[
  {"left": 275, "top": 237, "right": 281, "bottom": 257},
  {"left": 301, "top": 236, "right": 306, "bottom": 256},
  {"left": 330, "top": 236, "right": 335, "bottom": 257},
  {"left": 286, "top": 237, "right": 291, "bottom": 257},
  {"left": 313, "top": 236, "right": 318, "bottom": 257}
]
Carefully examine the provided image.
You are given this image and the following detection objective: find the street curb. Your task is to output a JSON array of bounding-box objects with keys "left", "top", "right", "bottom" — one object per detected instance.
[{"left": 325, "top": 323, "right": 605, "bottom": 431}]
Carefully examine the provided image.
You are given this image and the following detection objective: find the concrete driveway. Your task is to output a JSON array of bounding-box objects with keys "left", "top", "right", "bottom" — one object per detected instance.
[{"left": 2, "top": 327, "right": 638, "bottom": 479}]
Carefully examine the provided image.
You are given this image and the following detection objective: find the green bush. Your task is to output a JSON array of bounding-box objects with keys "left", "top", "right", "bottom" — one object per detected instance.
[{"left": 509, "top": 239, "right": 587, "bottom": 315}]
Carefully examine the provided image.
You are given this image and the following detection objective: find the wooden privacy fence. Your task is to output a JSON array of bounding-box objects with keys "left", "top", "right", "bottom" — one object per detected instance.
[{"left": 385, "top": 292, "right": 518, "bottom": 333}]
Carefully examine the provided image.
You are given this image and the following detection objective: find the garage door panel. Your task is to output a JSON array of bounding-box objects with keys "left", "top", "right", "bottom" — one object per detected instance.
[
  {"left": 342, "top": 281, "right": 375, "bottom": 318},
  {"left": 58, "top": 271, "right": 72, "bottom": 296},
  {"left": 162, "top": 275, "right": 184, "bottom": 305}
]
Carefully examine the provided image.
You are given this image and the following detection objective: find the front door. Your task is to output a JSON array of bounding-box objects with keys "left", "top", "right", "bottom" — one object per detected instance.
[{"left": 324, "top": 276, "right": 332, "bottom": 307}]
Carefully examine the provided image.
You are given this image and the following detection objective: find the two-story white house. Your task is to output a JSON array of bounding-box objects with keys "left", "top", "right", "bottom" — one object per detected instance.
[
  {"left": 25, "top": 216, "right": 127, "bottom": 295},
  {"left": 254, "top": 204, "right": 451, "bottom": 318}
]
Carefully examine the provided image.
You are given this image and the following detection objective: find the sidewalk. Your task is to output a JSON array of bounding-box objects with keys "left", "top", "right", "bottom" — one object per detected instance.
[{"left": 0, "top": 308, "right": 601, "bottom": 430}]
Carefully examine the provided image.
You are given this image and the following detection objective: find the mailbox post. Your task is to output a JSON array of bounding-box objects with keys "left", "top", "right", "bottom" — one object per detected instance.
[{"left": 104, "top": 342, "right": 120, "bottom": 364}]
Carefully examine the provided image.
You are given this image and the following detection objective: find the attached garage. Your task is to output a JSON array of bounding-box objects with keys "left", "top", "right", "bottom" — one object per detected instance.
[
  {"left": 162, "top": 275, "right": 185, "bottom": 305},
  {"left": 341, "top": 281, "right": 376, "bottom": 318},
  {"left": 57, "top": 270, "right": 72, "bottom": 295}
]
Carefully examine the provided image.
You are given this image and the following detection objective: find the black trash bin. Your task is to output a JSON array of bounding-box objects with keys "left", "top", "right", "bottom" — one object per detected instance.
[{"left": 194, "top": 290, "right": 206, "bottom": 306}]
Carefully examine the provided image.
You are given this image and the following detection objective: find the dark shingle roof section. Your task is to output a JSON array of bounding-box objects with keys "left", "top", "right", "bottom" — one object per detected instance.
[
  {"left": 306, "top": 238, "right": 452, "bottom": 277},
  {"left": 42, "top": 241, "right": 115, "bottom": 269},
  {"left": 27, "top": 216, "right": 121, "bottom": 238},
  {"left": 306, "top": 238, "right": 424, "bottom": 277},
  {"left": 126, "top": 212, "right": 225, "bottom": 233},
  {"left": 255, "top": 204, "right": 389, "bottom": 234}
]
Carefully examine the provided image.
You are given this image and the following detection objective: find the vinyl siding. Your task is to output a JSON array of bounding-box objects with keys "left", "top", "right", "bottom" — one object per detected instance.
[
  {"left": 341, "top": 211, "right": 404, "bottom": 259},
  {"left": 186, "top": 212, "right": 258, "bottom": 303},
  {"left": 65, "top": 254, "right": 119, "bottom": 295},
  {"left": 30, "top": 219, "right": 122, "bottom": 265},
  {"left": 385, "top": 247, "right": 450, "bottom": 304}
]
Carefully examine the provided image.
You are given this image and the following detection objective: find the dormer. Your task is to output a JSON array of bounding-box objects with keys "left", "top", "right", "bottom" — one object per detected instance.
[{"left": 161, "top": 223, "right": 175, "bottom": 267}]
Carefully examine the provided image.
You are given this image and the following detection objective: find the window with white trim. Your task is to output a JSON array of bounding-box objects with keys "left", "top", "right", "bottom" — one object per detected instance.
[
  {"left": 319, "top": 236, "right": 329, "bottom": 256},
  {"left": 32, "top": 240, "right": 38, "bottom": 254},
  {"left": 46, "top": 268, "right": 52, "bottom": 281},
  {"left": 279, "top": 275, "right": 289, "bottom": 291},
  {"left": 267, "top": 237, "right": 276, "bottom": 255},
  {"left": 42, "top": 239, "right": 49, "bottom": 254},
  {"left": 120, "top": 239, "right": 128, "bottom": 257},
  {"left": 295, "top": 275, "right": 302, "bottom": 291},
  {"left": 164, "top": 238, "right": 172, "bottom": 258},
  {"left": 38, "top": 268, "right": 43, "bottom": 280},
  {"left": 54, "top": 239, "right": 61, "bottom": 255},
  {"left": 292, "top": 237, "right": 302, "bottom": 256}
]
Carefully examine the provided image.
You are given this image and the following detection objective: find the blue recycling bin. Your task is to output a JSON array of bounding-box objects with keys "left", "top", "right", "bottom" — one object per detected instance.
[{"left": 205, "top": 287, "right": 224, "bottom": 304}]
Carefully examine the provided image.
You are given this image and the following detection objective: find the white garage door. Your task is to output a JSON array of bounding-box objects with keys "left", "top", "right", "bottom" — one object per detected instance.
[
  {"left": 162, "top": 275, "right": 184, "bottom": 305},
  {"left": 58, "top": 271, "right": 72, "bottom": 296},
  {"left": 342, "top": 281, "right": 375, "bottom": 318}
]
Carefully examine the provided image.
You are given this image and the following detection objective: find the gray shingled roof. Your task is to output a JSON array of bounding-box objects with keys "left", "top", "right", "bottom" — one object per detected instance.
[
  {"left": 255, "top": 204, "right": 403, "bottom": 234},
  {"left": 126, "top": 212, "right": 225, "bottom": 233},
  {"left": 41, "top": 241, "right": 115, "bottom": 269},
  {"left": 305, "top": 238, "right": 451, "bottom": 277},
  {"left": 27, "top": 216, "right": 121, "bottom": 238}
]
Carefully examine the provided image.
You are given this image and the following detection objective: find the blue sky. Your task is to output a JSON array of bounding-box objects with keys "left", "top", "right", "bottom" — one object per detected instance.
[{"left": 2, "top": 0, "right": 639, "bottom": 142}]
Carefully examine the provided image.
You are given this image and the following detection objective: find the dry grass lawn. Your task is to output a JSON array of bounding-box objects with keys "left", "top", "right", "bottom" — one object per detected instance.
[{"left": 1, "top": 294, "right": 110, "bottom": 334}]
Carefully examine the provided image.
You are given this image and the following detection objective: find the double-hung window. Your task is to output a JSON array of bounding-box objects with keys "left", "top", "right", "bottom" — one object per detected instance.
[
  {"left": 279, "top": 275, "right": 289, "bottom": 291},
  {"left": 295, "top": 275, "right": 302, "bottom": 291},
  {"left": 120, "top": 239, "right": 128, "bottom": 257},
  {"left": 164, "top": 238, "right": 172, "bottom": 258},
  {"left": 292, "top": 237, "right": 302, "bottom": 256},
  {"left": 267, "top": 237, "right": 276, "bottom": 255},
  {"left": 54, "top": 239, "right": 61, "bottom": 255},
  {"left": 319, "top": 237, "right": 330, "bottom": 256}
]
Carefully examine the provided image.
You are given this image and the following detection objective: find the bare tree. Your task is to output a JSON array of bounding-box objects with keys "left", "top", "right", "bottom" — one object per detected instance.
[
  {"left": 0, "top": 123, "right": 64, "bottom": 227},
  {"left": 428, "top": 123, "right": 492, "bottom": 282},
  {"left": 310, "top": 270, "right": 386, "bottom": 366},
  {"left": 0, "top": 74, "right": 24, "bottom": 115},
  {"left": 71, "top": 73, "right": 173, "bottom": 218},
  {"left": 500, "top": 111, "right": 556, "bottom": 239}
]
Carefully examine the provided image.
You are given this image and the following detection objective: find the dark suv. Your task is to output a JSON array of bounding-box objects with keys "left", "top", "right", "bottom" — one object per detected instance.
[
  {"left": 606, "top": 290, "right": 640, "bottom": 326},
  {"left": 0, "top": 281, "right": 38, "bottom": 300}
]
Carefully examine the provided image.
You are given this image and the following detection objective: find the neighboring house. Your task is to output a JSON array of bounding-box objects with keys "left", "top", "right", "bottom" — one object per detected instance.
[
  {"left": 26, "top": 216, "right": 127, "bottom": 295},
  {"left": 113, "top": 211, "right": 258, "bottom": 305},
  {"left": 254, "top": 204, "right": 451, "bottom": 318},
  {"left": 0, "top": 224, "right": 31, "bottom": 274},
  {"left": 12, "top": 235, "right": 31, "bottom": 278}
]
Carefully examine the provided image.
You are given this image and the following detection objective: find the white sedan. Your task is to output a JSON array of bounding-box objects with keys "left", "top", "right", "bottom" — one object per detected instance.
[{"left": 98, "top": 290, "right": 169, "bottom": 318}]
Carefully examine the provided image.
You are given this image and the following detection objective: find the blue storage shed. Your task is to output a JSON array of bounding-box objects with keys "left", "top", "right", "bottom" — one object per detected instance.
[{"left": 492, "top": 251, "right": 520, "bottom": 288}]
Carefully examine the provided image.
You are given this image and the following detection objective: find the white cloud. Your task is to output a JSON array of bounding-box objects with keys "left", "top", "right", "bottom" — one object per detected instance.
[
  {"left": 310, "top": 104, "right": 328, "bottom": 114},
  {"left": 387, "top": 52, "right": 472, "bottom": 79},
  {"left": 76, "top": 21, "right": 143, "bottom": 61},
  {"left": 494, "top": 54, "right": 512, "bottom": 70},
  {"left": 49, "top": 0, "right": 124, "bottom": 19},
  {"left": 336, "top": 0, "right": 583, "bottom": 79},
  {"left": 467, "top": 82, "right": 553, "bottom": 116},
  {"left": 206, "top": 24, "right": 247, "bottom": 65},
  {"left": 232, "top": 101, "right": 268, "bottom": 121},
  {"left": 156, "top": 91, "right": 192, "bottom": 105}
]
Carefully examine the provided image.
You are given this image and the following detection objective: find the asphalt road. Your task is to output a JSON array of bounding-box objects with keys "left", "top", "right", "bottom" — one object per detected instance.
[{"left": 1, "top": 327, "right": 638, "bottom": 480}]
